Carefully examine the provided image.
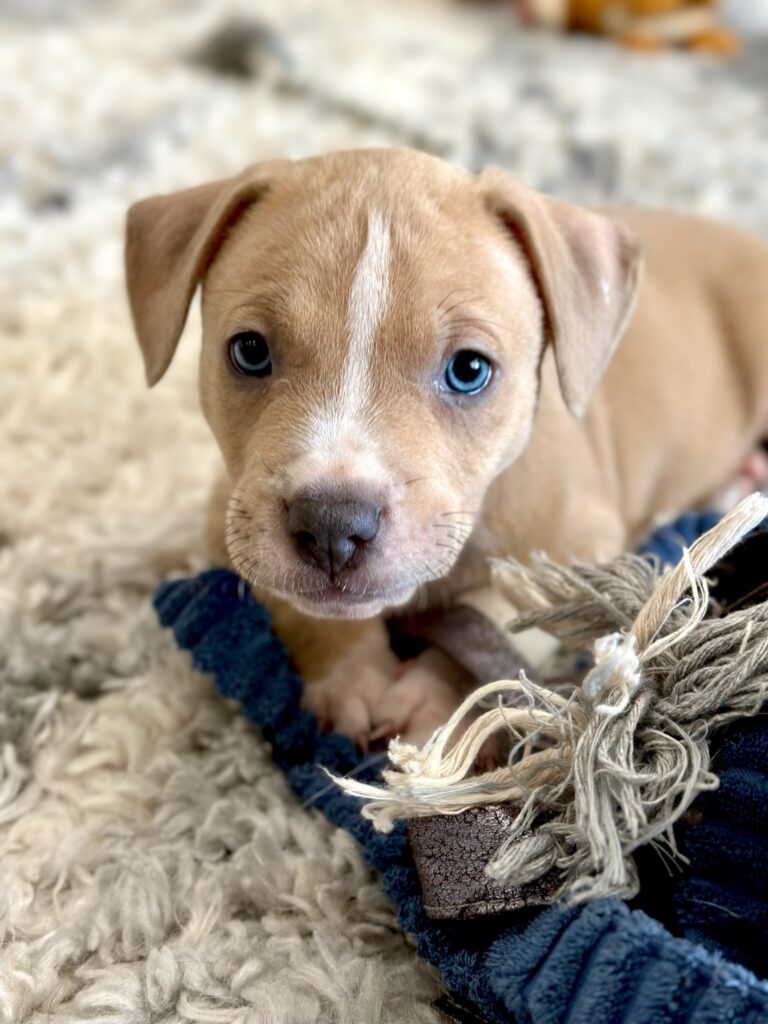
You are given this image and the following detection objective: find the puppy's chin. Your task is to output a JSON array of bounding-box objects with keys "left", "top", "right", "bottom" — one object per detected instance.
[{"left": 280, "top": 583, "right": 419, "bottom": 621}]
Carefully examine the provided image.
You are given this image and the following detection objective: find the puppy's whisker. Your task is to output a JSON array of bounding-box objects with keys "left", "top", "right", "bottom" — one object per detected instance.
[
  {"left": 437, "top": 292, "right": 486, "bottom": 320},
  {"left": 224, "top": 520, "right": 262, "bottom": 536},
  {"left": 430, "top": 528, "right": 471, "bottom": 546},
  {"left": 226, "top": 542, "right": 256, "bottom": 559},
  {"left": 252, "top": 452, "right": 283, "bottom": 479},
  {"left": 224, "top": 531, "right": 251, "bottom": 547},
  {"left": 228, "top": 534, "right": 248, "bottom": 550},
  {"left": 436, "top": 288, "right": 468, "bottom": 314},
  {"left": 433, "top": 536, "right": 462, "bottom": 550},
  {"left": 224, "top": 516, "right": 249, "bottom": 529},
  {"left": 228, "top": 490, "right": 251, "bottom": 512},
  {"left": 225, "top": 530, "right": 252, "bottom": 543},
  {"left": 225, "top": 525, "right": 252, "bottom": 540}
]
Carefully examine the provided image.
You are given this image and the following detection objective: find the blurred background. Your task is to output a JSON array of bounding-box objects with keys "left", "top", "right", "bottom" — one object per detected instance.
[{"left": 4, "top": 0, "right": 768, "bottom": 297}]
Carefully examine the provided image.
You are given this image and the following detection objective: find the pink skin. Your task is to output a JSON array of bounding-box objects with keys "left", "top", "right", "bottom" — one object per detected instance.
[
  {"left": 715, "top": 447, "right": 768, "bottom": 508},
  {"left": 739, "top": 448, "right": 768, "bottom": 490}
]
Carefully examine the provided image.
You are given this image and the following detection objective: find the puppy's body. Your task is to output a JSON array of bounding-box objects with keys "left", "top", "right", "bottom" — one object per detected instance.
[{"left": 127, "top": 149, "right": 768, "bottom": 743}]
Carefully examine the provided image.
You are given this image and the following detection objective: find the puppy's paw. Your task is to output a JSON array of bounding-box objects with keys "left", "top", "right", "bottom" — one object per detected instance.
[
  {"left": 368, "top": 650, "right": 470, "bottom": 749},
  {"left": 713, "top": 447, "right": 768, "bottom": 509},
  {"left": 302, "top": 665, "right": 399, "bottom": 750},
  {"left": 369, "top": 651, "right": 507, "bottom": 770},
  {"left": 301, "top": 644, "right": 470, "bottom": 752},
  {"left": 301, "top": 643, "right": 402, "bottom": 751}
]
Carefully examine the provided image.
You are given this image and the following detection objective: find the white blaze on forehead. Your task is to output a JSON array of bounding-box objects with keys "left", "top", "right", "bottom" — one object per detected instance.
[
  {"left": 285, "top": 210, "right": 392, "bottom": 495},
  {"left": 341, "top": 210, "right": 391, "bottom": 411}
]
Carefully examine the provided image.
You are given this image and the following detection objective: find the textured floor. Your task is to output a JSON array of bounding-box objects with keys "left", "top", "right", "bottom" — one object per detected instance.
[{"left": 2, "top": 2, "right": 768, "bottom": 1020}]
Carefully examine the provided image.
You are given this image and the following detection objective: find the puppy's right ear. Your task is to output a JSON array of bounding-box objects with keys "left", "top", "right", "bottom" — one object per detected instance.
[
  {"left": 477, "top": 169, "right": 642, "bottom": 418},
  {"left": 125, "top": 164, "right": 280, "bottom": 385}
]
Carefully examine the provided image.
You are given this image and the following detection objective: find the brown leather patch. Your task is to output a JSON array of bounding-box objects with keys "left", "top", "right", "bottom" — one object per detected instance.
[{"left": 408, "top": 804, "right": 560, "bottom": 920}]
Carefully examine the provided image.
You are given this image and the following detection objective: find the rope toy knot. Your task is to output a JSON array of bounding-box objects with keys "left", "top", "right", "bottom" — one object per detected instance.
[{"left": 582, "top": 632, "right": 641, "bottom": 716}]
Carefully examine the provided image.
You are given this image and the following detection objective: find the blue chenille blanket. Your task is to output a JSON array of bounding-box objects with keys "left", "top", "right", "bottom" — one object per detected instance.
[{"left": 154, "top": 511, "right": 768, "bottom": 1024}]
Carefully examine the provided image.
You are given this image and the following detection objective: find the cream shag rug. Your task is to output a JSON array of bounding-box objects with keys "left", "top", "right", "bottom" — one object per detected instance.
[{"left": 2, "top": 2, "right": 768, "bottom": 1020}]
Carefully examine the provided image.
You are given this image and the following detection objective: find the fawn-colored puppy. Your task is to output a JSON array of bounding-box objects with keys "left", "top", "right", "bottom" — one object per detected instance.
[{"left": 126, "top": 148, "right": 768, "bottom": 745}]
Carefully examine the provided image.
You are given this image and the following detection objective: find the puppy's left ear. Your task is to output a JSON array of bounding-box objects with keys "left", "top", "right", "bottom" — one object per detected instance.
[
  {"left": 478, "top": 169, "right": 643, "bottom": 417},
  {"left": 125, "top": 160, "right": 289, "bottom": 386}
]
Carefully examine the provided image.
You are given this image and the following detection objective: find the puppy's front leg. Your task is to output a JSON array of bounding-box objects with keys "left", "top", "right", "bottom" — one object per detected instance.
[
  {"left": 365, "top": 646, "right": 472, "bottom": 748},
  {"left": 266, "top": 597, "right": 470, "bottom": 750},
  {"left": 206, "top": 474, "right": 404, "bottom": 747},
  {"left": 207, "top": 476, "right": 467, "bottom": 748},
  {"left": 264, "top": 599, "right": 401, "bottom": 749}
]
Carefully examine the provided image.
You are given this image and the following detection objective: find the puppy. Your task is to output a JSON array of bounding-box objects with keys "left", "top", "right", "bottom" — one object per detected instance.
[{"left": 126, "top": 148, "right": 768, "bottom": 745}]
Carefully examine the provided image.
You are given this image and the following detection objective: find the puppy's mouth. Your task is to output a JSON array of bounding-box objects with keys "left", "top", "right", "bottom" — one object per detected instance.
[
  {"left": 279, "top": 580, "right": 419, "bottom": 620},
  {"left": 224, "top": 490, "right": 470, "bottom": 619},
  {"left": 225, "top": 524, "right": 425, "bottom": 618}
]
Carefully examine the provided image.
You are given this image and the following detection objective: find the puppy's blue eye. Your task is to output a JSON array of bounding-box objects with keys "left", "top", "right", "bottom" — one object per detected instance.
[
  {"left": 229, "top": 332, "right": 272, "bottom": 377},
  {"left": 444, "top": 350, "right": 492, "bottom": 395}
]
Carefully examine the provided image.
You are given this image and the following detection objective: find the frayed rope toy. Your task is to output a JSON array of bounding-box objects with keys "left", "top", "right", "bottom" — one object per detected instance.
[{"left": 335, "top": 493, "right": 768, "bottom": 905}]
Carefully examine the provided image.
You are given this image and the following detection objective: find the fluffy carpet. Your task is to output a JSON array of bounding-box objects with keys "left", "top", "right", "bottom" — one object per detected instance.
[{"left": 2, "top": 2, "right": 768, "bottom": 1020}]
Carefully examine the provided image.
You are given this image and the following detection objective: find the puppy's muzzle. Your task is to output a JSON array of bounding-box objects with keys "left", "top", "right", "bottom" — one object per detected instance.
[{"left": 288, "top": 492, "right": 381, "bottom": 577}]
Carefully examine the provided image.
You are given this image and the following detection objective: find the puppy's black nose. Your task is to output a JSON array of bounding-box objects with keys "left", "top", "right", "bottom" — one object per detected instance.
[{"left": 288, "top": 495, "right": 381, "bottom": 576}]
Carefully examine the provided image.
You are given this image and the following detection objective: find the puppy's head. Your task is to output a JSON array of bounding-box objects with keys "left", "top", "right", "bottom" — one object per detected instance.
[{"left": 126, "top": 149, "right": 640, "bottom": 618}]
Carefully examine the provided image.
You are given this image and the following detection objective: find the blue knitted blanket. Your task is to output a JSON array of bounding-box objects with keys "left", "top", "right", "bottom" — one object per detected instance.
[{"left": 154, "top": 513, "right": 768, "bottom": 1024}]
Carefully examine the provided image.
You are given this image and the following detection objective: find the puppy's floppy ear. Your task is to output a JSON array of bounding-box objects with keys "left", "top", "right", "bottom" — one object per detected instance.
[
  {"left": 478, "top": 169, "right": 642, "bottom": 417},
  {"left": 125, "top": 162, "right": 284, "bottom": 385}
]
